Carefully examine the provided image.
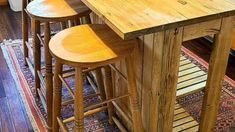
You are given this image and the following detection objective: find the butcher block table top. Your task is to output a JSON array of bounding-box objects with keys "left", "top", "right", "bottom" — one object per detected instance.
[
  {"left": 82, "top": 0, "right": 235, "bottom": 39},
  {"left": 82, "top": 0, "right": 235, "bottom": 131}
]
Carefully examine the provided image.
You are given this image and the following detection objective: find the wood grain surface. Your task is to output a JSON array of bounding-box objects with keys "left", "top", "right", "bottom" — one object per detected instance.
[{"left": 82, "top": 0, "right": 235, "bottom": 39}]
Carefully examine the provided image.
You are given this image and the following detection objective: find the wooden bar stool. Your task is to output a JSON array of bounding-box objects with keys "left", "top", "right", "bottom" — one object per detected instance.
[
  {"left": 24, "top": 0, "right": 94, "bottom": 131},
  {"left": 50, "top": 24, "right": 143, "bottom": 132}
]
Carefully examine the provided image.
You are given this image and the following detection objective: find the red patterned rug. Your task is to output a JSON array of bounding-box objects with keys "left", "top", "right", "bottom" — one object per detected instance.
[{"left": 1, "top": 39, "right": 235, "bottom": 132}]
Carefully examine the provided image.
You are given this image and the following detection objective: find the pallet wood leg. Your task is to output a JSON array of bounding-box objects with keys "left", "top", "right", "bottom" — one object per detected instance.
[
  {"left": 22, "top": 0, "right": 28, "bottom": 66},
  {"left": 44, "top": 22, "right": 53, "bottom": 132},
  {"left": 93, "top": 69, "right": 106, "bottom": 101},
  {"left": 31, "top": 18, "right": 41, "bottom": 97},
  {"left": 147, "top": 28, "right": 183, "bottom": 132},
  {"left": 52, "top": 62, "right": 63, "bottom": 132},
  {"left": 199, "top": 16, "right": 234, "bottom": 132},
  {"left": 125, "top": 55, "right": 143, "bottom": 132},
  {"left": 74, "top": 67, "right": 84, "bottom": 132},
  {"left": 102, "top": 66, "right": 114, "bottom": 124}
]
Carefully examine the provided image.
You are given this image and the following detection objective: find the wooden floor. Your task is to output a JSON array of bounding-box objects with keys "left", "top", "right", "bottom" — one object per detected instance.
[
  {"left": 0, "top": 5, "right": 235, "bottom": 132},
  {"left": 0, "top": 6, "right": 34, "bottom": 132}
]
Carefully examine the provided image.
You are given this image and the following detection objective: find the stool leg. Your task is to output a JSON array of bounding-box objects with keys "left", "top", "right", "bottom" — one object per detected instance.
[
  {"left": 103, "top": 66, "right": 114, "bottom": 124},
  {"left": 93, "top": 69, "right": 106, "bottom": 101},
  {"left": 85, "top": 14, "right": 91, "bottom": 24},
  {"left": 74, "top": 67, "right": 84, "bottom": 132},
  {"left": 60, "top": 22, "right": 67, "bottom": 30},
  {"left": 68, "top": 20, "right": 74, "bottom": 27},
  {"left": 22, "top": 0, "right": 28, "bottom": 66},
  {"left": 52, "top": 61, "right": 63, "bottom": 132},
  {"left": 31, "top": 18, "right": 41, "bottom": 97},
  {"left": 125, "top": 55, "right": 143, "bottom": 132},
  {"left": 44, "top": 22, "right": 53, "bottom": 132},
  {"left": 74, "top": 18, "right": 81, "bottom": 26}
]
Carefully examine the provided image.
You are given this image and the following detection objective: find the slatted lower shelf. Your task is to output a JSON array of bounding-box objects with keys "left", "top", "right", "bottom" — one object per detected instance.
[
  {"left": 176, "top": 56, "right": 207, "bottom": 97},
  {"left": 173, "top": 103, "right": 199, "bottom": 132}
]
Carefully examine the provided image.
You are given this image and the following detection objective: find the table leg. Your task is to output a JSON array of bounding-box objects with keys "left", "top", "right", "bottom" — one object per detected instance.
[
  {"left": 199, "top": 16, "right": 234, "bottom": 132},
  {"left": 145, "top": 27, "right": 183, "bottom": 132}
]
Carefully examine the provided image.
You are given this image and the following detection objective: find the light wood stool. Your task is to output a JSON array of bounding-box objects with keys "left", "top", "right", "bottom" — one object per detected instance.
[
  {"left": 50, "top": 24, "right": 143, "bottom": 132},
  {"left": 23, "top": 1, "right": 97, "bottom": 131}
]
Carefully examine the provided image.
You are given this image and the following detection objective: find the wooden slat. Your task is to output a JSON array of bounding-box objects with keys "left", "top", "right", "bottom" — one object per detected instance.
[
  {"left": 178, "top": 67, "right": 202, "bottom": 77},
  {"left": 177, "top": 74, "right": 207, "bottom": 90},
  {"left": 176, "top": 81, "right": 206, "bottom": 97},
  {"left": 179, "top": 63, "right": 196, "bottom": 71},
  {"left": 173, "top": 104, "right": 199, "bottom": 132},
  {"left": 176, "top": 56, "right": 207, "bottom": 97},
  {"left": 178, "top": 71, "right": 206, "bottom": 83},
  {"left": 179, "top": 59, "right": 192, "bottom": 66}
]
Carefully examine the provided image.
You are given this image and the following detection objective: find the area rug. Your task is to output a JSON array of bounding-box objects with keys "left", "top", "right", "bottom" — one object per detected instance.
[{"left": 1, "top": 39, "right": 235, "bottom": 132}]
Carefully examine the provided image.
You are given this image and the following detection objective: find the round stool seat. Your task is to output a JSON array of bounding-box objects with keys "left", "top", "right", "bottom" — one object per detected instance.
[
  {"left": 26, "top": 0, "right": 90, "bottom": 21},
  {"left": 49, "top": 24, "right": 137, "bottom": 67}
]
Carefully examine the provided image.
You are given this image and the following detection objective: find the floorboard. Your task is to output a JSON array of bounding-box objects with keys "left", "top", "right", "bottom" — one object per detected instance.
[{"left": 0, "top": 97, "right": 15, "bottom": 132}]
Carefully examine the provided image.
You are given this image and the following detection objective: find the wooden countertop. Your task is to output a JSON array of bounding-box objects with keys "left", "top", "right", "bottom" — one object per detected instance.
[{"left": 82, "top": 0, "right": 235, "bottom": 39}]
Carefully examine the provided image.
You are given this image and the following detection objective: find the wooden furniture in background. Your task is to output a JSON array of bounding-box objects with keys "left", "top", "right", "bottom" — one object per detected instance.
[
  {"left": 0, "top": 0, "right": 7, "bottom": 5},
  {"left": 231, "top": 29, "right": 235, "bottom": 53},
  {"left": 50, "top": 24, "right": 143, "bottom": 132},
  {"left": 82, "top": 0, "right": 235, "bottom": 131},
  {"left": 23, "top": 0, "right": 93, "bottom": 131}
]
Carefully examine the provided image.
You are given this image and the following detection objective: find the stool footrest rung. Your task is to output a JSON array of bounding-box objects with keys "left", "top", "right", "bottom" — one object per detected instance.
[
  {"left": 61, "top": 93, "right": 101, "bottom": 106},
  {"left": 37, "top": 88, "right": 47, "bottom": 113},
  {"left": 112, "top": 116, "right": 128, "bottom": 132},
  {"left": 61, "top": 98, "right": 74, "bottom": 106},
  {"left": 25, "top": 41, "right": 33, "bottom": 57},
  {"left": 85, "top": 94, "right": 129, "bottom": 111},
  {"left": 37, "top": 33, "right": 45, "bottom": 46},
  {"left": 84, "top": 93, "right": 101, "bottom": 100},
  {"left": 109, "top": 64, "right": 127, "bottom": 82},
  {"left": 112, "top": 101, "right": 132, "bottom": 126},
  {"left": 26, "top": 57, "right": 35, "bottom": 77},
  {"left": 58, "top": 74, "right": 75, "bottom": 99},
  {"left": 62, "top": 67, "right": 104, "bottom": 78},
  {"left": 37, "top": 70, "right": 46, "bottom": 89},
  {"left": 57, "top": 117, "right": 69, "bottom": 132},
  {"left": 62, "top": 69, "right": 75, "bottom": 78},
  {"left": 86, "top": 74, "right": 98, "bottom": 93},
  {"left": 63, "top": 106, "right": 108, "bottom": 124}
]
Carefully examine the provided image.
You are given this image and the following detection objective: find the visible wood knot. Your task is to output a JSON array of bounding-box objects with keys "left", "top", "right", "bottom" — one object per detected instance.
[
  {"left": 177, "top": 0, "right": 187, "bottom": 5},
  {"left": 174, "top": 28, "right": 179, "bottom": 35}
]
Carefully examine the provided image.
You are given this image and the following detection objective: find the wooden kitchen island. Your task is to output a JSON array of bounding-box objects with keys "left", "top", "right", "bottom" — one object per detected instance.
[{"left": 81, "top": 0, "right": 235, "bottom": 131}]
